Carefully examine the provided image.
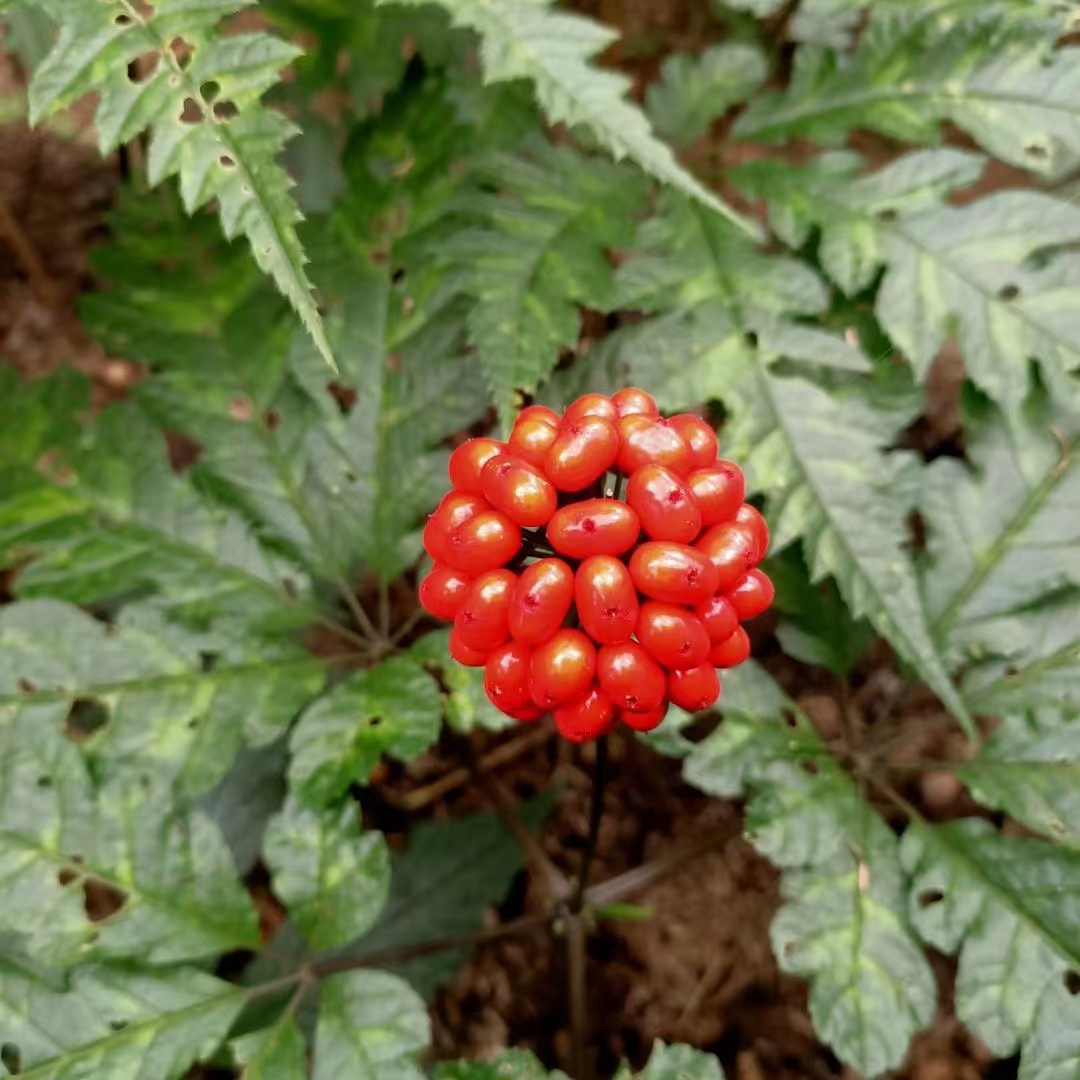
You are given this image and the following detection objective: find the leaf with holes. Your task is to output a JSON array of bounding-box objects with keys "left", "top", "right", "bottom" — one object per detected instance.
[
  {"left": 902, "top": 818, "right": 1080, "bottom": 1059},
  {"left": 288, "top": 656, "right": 442, "bottom": 807},
  {"left": 736, "top": 6, "right": 1080, "bottom": 180},
  {"left": 0, "top": 598, "right": 322, "bottom": 799},
  {"left": 735, "top": 148, "right": 1080, "bottom": 412},
  {"left": 378, "top": 0, "right": 761, "bottom": 239},
  {"left": 23, "top": 0, "right": 333, "bottom": 367},
  {"left": 686, "top": 665, "right": 935, "bottom": 1075}
]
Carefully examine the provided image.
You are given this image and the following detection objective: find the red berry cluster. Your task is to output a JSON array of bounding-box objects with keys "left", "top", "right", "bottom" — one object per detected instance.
[{"left": 419, "top": 389, "right": 774, "bottom": 743}]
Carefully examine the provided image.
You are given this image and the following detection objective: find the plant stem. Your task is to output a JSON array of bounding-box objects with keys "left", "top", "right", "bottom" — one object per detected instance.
[
  {"left": 573, "top": 736, "right": 609, "bottom": 911},
  {"left": 566, "top": 913, "right": 592, "bottom": 1080}
]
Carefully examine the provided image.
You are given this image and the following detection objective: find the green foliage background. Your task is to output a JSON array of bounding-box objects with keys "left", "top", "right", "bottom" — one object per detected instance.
[{"left": 2, "top": 0, "right": 1080, "bottom": 1078}]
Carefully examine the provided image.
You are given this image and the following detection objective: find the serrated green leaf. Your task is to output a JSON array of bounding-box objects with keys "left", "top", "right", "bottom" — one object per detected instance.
[
  {"left": 725, "top": 364, "right": 974, "bottom": 736},
  {"left": 646, "top": 43, "right": 768, "bottom": 146},
  {"left": 902, "top": 819, "right": 1080, "bottom": 1057},
  {"left": 409, "top": 630, "right": 513, "bottom": 733},
  {"left": 960, "top": 714, "right": 1080, "bottom": 848},
  {"left": 0, "top": 600, "right": 322, "bottom": 798},
  {"left": 446, "top": 143, "right": 646, "bottom": 420},
  {"left": 685, "top": 666, "right": 935, "bottom": 1074},
  {"left": 736, "top": 148, "right": 1080, "bottom": 412},
  {"left": 25, "top": 0, "right": 333, "bottom": 367},
  {"left": 921, "top": 385, "right": 1080, "bottom": 672},
  {"left": 313, "top": 969, "right": 429, "bottom": 1080},
  {"left": 232, "top": 1008, "right": 308, "bottom": 1080},
  {"left": 289, "top": 657, "right": 442, "bottom": 806},
  {"left": 436, "top": 1049, "right": 567, "bottom": 1079},
  {"left": 1020, "top": 981, "right": 1080, "bottom": 1080},
  {"left": 736, "top": 8, "right": 1080, "bottom": 181},
  {"left": 264, "top": 797, "right": 390, "bottom": 951},
  {"left": 6, "top": 964, "right": 246, "bottom": 1079},
  {"left": 633, "top": 1041, "right": 726, "bottom": 1080},
  {"left": 379, "top": 0, "right": 761, "bottom": 239},
  {"left": 325, "top": 806, "right": 538, "bottom": 999}
]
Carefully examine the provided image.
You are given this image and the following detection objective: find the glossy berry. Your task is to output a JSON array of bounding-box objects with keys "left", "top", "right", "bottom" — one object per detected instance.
[
  {"left": 547, "top": 499, "right": 640, "bottom": 559},
  {"left": 481, "top": 454, "right": 557, "bottom": 527},
  {"left": 597, "top": 642, "right": 666, "bottom": 712},
  {"left": 508, "top": 408, "right": 559, "bottom": 467},
  {"left": 484, "top": 642, "right": 533, "bottom": 711},
  {"left": 575, "top": 556, "right": 638, "bottom": 644},
  {"left": 529, "top": 628, "right": 597, "bottom": 709},
  {"left": 441, "top": 511, "right": 521, "bottom": 575},
  {"left": 695, "top": 594, "right": 739, "bottom": 644},
  {"left": 696, "top": 522, "right": 759, "bottom": 592},
  {"left": 562, "top": 392, "right": 617, "bottom": 425},
  {"left": 508, "top": 558, "right": 574, "bottom": 646},
  {"left": 625, "top": 464, "right": 701, "bottom": 543},
  {"left": 448, "top": 438, "right": 504, "bottom": 494},
  {"left": 419, "top": 564, "right": 473, "bottom": 621},
  {"left": 620, "top": 701, "right": 668, "bottom": 733},
  {"left": 667, "top": 665, "right": 721, "bottom": 712},
  {"left": 419, "top": 388, "right": 771, "bottom": 738},
  {"left": 455, "top": 569, "right": 516, "bottom": 651},
  {"left": 687, "top": 463, "right": 745, "bottom": 527},
  {"left": 545, "top": 415, "right": 619, "bottom": 491},
  {"left": 667, "top": 414, "right": 719, "bottom": 471},
  {"left": 709, "top": 626, "right": 751, "bottom": 668},
  {"left": 728, "top": 568, "right": 775, "bottom": 621},
  {"left": 553, "top": 685, "right": 616, "bottom": 743},
  {"left": 616, "top": 417, "right": 693, "bottom": 476},
  {"left": 611, "top": 386, "right": 659, "bottom": 419},
  {"left": 636, "top": 601, "right": 711, "bottom": 669},
  {"left": 735, "top": 504, "right": 770, "bottom": 562},
  {"left": 629, "top": 541, "right": 718, "bottom": 606},
  {"left": 449, "top": 626, "right": 488, "bottom": 667}
]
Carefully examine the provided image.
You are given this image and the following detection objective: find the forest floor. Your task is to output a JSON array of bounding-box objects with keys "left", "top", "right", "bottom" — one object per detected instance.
[{"left": 0, "top": 3, "right": 1020, "bottom": 1077}]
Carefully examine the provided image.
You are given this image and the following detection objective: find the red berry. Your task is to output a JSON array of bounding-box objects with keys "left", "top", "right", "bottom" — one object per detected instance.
[
  {"left": 449, "top": 438, "right": 504, "bottom": 494},
  {"left": 596, "top": 641, "right": 666, "bottom": 712},
  {"left": 508, "top": 409, "right": 559, "bottom": 467},
  {"left": 620, "top": 701, "right": 668, "bottom": 733},
  {"left": 636, "top": 601, "right": 711, "bottom": 669},
  {"left": 442, "top": 511, "right": 521, "bottom": 575},
  {"left": 484, "top": 641, "right": 533, "bottom": 711},
  {"left": 455, "top": 569, "right": 516, "bottom": 651},
  {"left": 696, "top": 522, "right": 758, "bottom": 592},
  {"left": 629, "top": 541, "right": 718, "bottom": 606},
  {"left": 667, "top": 665, "right": 721, "bottom": 712},
  {"left": 508, "top": 558, "right": 574, "bottom": 646},
  {"left": 418, "top": 564, "right": 473, "bottom": 621},
  {"left": 667, "top": 414, "right": 719, "bottom": 471},
  {"left": 553, "top": 685, "right": 616, "bottom": 743},
  {"left": 504, "top": 704, "right": 546, "bottom": 722},
  {"left": 545, "top": 416, "right": 619, "bottom": 492},
  {"left": 735, "top": 504, "right": 770, "bottom": 562},
  {"left": 422, "top": 493, "right": 487, "bottom": 563},
  {"left": 625, "top": 464, "right": 702, "bottom": 543},
  {"left": 480, "top": 454, "right": 557, "bottom": 527},
  {"left": 562, "top": 392, "right": 617, "bottom": 425},
  {"left": 610, "top": 387, "right": 659, "bottom": 419},
  {"left": 728, "top": 568, "right": 775, "bottom": 621},
  {"left": 449, "top": 627, "right": 489, "bottom": 667},
  {"left": 687, "top": 463, "right": 745, "bottom": 526},
  {"left": 528, "top": 628, "right": 597, "bottom": 709},
  {"left": 575, "top": 555, "right": 638, "bottom": 644},
  {"left": 709, "top": 626, "right": 751, "bottom": 668},
  {"left": 616, "top": 416, "right": 693, "bottom": 476},
  {"left": 695, "top": 594, "right": 739, "bottom": 644},
  {"left": 547, "top": 498, "right": 640, "bottom": 559}
]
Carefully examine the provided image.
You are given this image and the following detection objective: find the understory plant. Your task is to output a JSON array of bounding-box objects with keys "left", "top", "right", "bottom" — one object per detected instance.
[{"left": 1, "top": 0, "right": 1080, "bottom": 1078}]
